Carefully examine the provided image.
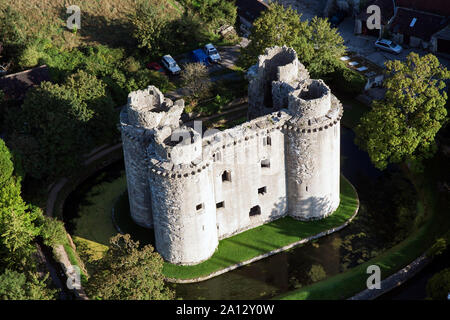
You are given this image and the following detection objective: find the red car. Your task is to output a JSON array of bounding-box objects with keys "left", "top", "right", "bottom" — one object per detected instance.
[{"left": 147, "top": 62, "right": 166, "bottom": 75}]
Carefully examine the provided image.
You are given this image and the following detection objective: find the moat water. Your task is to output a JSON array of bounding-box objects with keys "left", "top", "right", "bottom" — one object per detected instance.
[{"left": 63, "top": 127, "right": 426, "bottom": 299}]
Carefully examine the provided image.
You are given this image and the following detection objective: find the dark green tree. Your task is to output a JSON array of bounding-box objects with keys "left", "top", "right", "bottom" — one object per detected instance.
[
  {"left": 0, "top": 139, "right": 40, "bottom": 270},
  {"left": 0, "top": 6, "right": 27, "bottom": 60},
  {"left": 240, "top": 3, "right": 311, "bottom": 68},
  {"left": 355, "top": 53, "right": 450, "bottom": 171},
  {"left": 426, "top": 268, "right": 450, "bottom": 300},
  {"left": 9, "top": 70, "right": 116, "bottom": 180},
  {"left": 239, "top": 3, "right": 346, "bottom": 78},
  {"left": 132, "top": 0, "right": 176, "bottom": 56},
  {"left": 86, "top": 234, "right": 175, "bottom": 300},
  {"left": 0, "top": 269, "right": 56, "bottom": 300}
]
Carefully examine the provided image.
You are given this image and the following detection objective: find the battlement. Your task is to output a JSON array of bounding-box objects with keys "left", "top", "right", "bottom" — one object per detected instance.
[
  {"left": 288, "top": 79, "right": 331, "bottom": 118},
  {"left": 126, "top": 85, "right": 184, "bottom": 129},
  {"left": 120, "top": 46, "right": 343, "bottom": 265}
]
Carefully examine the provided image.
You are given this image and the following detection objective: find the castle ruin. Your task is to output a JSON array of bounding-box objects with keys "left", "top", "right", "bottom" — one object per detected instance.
[{"left": 120, "top": 46, "right": 343, "bottom": 265}]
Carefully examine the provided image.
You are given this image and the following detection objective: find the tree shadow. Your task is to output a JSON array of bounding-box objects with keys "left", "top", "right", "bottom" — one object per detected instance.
[{"left": 57, "top": 8, "right": 136, "bottom": 49}]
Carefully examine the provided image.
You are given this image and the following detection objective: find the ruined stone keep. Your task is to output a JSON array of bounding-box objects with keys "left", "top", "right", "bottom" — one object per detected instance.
[{"left": 120, "top": 46, "right": 343, "bottom": 266}]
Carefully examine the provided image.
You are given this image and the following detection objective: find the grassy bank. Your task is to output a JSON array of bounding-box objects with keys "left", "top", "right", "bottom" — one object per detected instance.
[
  {"left": 162, "top": 176, "right": 358, "bottom": 280},
  {"left": 276, "top": 154, "right": 449, "bottom": 300},
  {"left": 70, "top": 173, "right": 358, "bottom": 281}
]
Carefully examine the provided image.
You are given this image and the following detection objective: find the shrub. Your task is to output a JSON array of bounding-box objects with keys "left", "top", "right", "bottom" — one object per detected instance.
[
  {"left": 426, "top": 268, "right": 450, "bottom": 300},
  {"left": 181, "top": 62, "right": 211, "bottom": 98},
  {"left": 17, "top": 45, "right": 40, "bottom": 68},
  {"left": 0, "top": 269, "right": 57, "bottom": 300},
  {"left": 37, "top": 216, "right": 68, "bottom": 248},
  {"left": 308, "top": 264, "right": 327, "bottom": 282},
  {"left": 124, "top": 56, "right": 141, "bottom": 73},
  {"left": 427, "top": 237, "right": 448, "bottom": 258},
  {"left": 0, "top": 6, "right": 27, "bottom": 60}
]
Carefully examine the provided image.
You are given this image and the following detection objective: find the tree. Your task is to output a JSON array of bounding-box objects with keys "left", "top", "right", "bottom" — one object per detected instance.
[
  {"left": 239, "top": 3, "right": 346, "bottom": 78},
  {"left": 426, "top": 268, "right": 450, "bottom": 300},
  {"left": 132, "top": 0, "right": 175, "bottom": 56},
  {"left": 86, "top": 234, "right": 175, "bottom": 300},
  {"left": 0, "top": 6, "right": 27, "bottom": 60},
  {"left": 355, "top": 53, "right": 450, "bottom": 171},
  {"left": 9, "top": 70, "right": 116, "bottom": 180},
  {"left": 37, "top": 215, "right": 67, "bottom": 248},
  {"left": 0, "top": 140, "right": 58, "bottom": 299},
  {"left": 0, "top": 269, "right": 56, "bottom": 300},
  {"left": 181, "top": 62, "right": 211, "bottom": 99},
  {"left": 306, "top": 17, "right": 346, "bottom": 77},
  {"left": 192, "top": 0, "right": 237, "bottom": 31},
  {"left": 0, "top": 139, "right": 41, "bottom": 270},
  {"left": 240, "top": 3, "right": 310, "bottom": 68}
]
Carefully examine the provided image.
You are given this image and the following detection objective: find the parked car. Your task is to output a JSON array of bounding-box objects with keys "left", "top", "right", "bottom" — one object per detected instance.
[
  {"left": 204, "top": 43, "right": 221, "bottom": 63},
  {"left": 147, "top": 62, "right": 166, "bottom": 74},
  {"left": 161, "top": 55, "right": 181, "bottom": 75},
  {"left": 191, "top": 49, "right": 210, "bottom": 66},
  {"left": 374, "top": 39, "right": 403, "bottom": 54}
]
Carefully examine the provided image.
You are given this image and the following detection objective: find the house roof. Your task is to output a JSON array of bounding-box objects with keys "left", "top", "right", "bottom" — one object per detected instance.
[
  {"left": 357, "top": 0, "right": 395, "bottom": 24},
  {"left": 0, "top": 65, "right": 51, "bottom": 101},
  {"left": 391, "top": 8, "right": 449, "bottom": 41},
  {"left": 396, "top": 0, "right": 450, "bottom": 17},
  {"left": 235, "top": 0, "right": 269, "bottom": 24},
  {"left": 433, "top": 24, "right": 450, "bottom": 41}
]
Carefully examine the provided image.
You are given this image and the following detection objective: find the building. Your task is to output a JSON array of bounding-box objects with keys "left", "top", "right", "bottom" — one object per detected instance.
[
  {"left": 0, "top": 65, "right": 50, "bottom": 101},
  {"left": 120, "top": 46, "right": 343, "bottom": 266},
  {"left": 355, "top": 0, "right": 396, "bottom": 38},
  {"left": 355, "top": 0, "right": 450, "bottom": 54},
  {"left": 391, "top": 7, "right": 449, "bottom": 52},
  {"left": 235, "top": 0, "right": 269, "bottom": 36}
]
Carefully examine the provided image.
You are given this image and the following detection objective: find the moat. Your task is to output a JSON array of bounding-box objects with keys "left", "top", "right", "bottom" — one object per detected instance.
[{"left": 63, "top": 127, "right": 419, "bottom": 299}]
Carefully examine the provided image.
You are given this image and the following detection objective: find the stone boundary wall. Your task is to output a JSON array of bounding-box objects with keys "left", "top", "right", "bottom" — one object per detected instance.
[
  {"left": 348, "top": 254, "right": 431, "bottom": 300},
  {"left": 165, "top": 176, "right": 359, "bottom": 284}
]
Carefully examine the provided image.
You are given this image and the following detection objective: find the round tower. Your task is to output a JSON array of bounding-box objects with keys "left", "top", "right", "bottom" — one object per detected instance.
[
  {"left": 285, "top": 79, "right": 342, "bottom": 220},
  {"left": 148, "top": 127, "right": 218, "bottom": 265},
  {"left": 120, "top": 86, "right": 184, "bottom": 228}
]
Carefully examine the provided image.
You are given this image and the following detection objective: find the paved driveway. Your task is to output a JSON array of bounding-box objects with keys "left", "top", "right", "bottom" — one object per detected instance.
[{"left": 338, "top": 17, "right": 450, "bottom": 69}]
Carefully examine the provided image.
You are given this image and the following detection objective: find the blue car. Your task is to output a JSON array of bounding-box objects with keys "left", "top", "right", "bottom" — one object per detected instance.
[{"left": 191, "top": 49, "right": 210, "bottom": 66}]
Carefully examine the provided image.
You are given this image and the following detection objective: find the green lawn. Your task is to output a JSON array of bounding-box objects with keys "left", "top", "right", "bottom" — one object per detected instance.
[
  {"left": 70, "top": 171, "right": 358, "bottom": 282},
  {"left": 276, "top": 155, "right": 449, "bottom": 300},
  {"left": 163, "top": 176, "right": 359, "bottom": 280}
]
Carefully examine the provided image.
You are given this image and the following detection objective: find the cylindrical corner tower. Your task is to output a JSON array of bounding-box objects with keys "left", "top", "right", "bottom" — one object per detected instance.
[
  {"left": 120, "top": 85, "right": 184, "bottom": 228},
  {"left": 285, "top": 80, "right": 342, "bottom": 220},
  {"left": 148, "top": 150, "right": 218, "bottom": 265},
  {"left": 120, "top": 110, "right": 154, "bottom": 228}
]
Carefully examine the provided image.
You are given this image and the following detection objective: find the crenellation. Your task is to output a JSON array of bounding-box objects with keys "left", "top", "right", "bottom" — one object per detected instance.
[{"left": 120, "top": 46, "right": 343, "bottom": 265}]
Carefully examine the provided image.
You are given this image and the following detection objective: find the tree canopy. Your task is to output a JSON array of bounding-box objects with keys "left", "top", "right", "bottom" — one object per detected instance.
[
  {"left": 427, "top": 268, "right": 450, "bottom": 300},
  {"left": 239, "top": 3, "right": 346, "bottom": 78},
  {"left": 86, "top": 234, "right": 175, "bottom": 300},
  {"left": 355, "top": 53, "right": 450, "bottom": 171},
  {"left": 0, "top": 139, "right": 58, "bottom": 299},
  {"left": 8, "top": 70, "right": 116, "bottom": 181},
  {"left": 0, "top": 269, "right": 56, "bottom": 300}
]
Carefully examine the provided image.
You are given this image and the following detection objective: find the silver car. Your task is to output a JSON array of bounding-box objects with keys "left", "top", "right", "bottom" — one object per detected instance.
[
  {"left": 161, "top": 55, "right": 181, "bottom": 75},
  {"left": 204, "top": 43, "right": 221, "bottom": 63},
  {"left": 375, "top": 39, "right": 403, "bottom": 54}
]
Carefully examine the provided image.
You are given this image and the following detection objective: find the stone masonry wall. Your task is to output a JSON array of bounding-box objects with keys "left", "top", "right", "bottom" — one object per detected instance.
[{"left": 120, "top": 46, "right": 343, "bottom": 265}]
